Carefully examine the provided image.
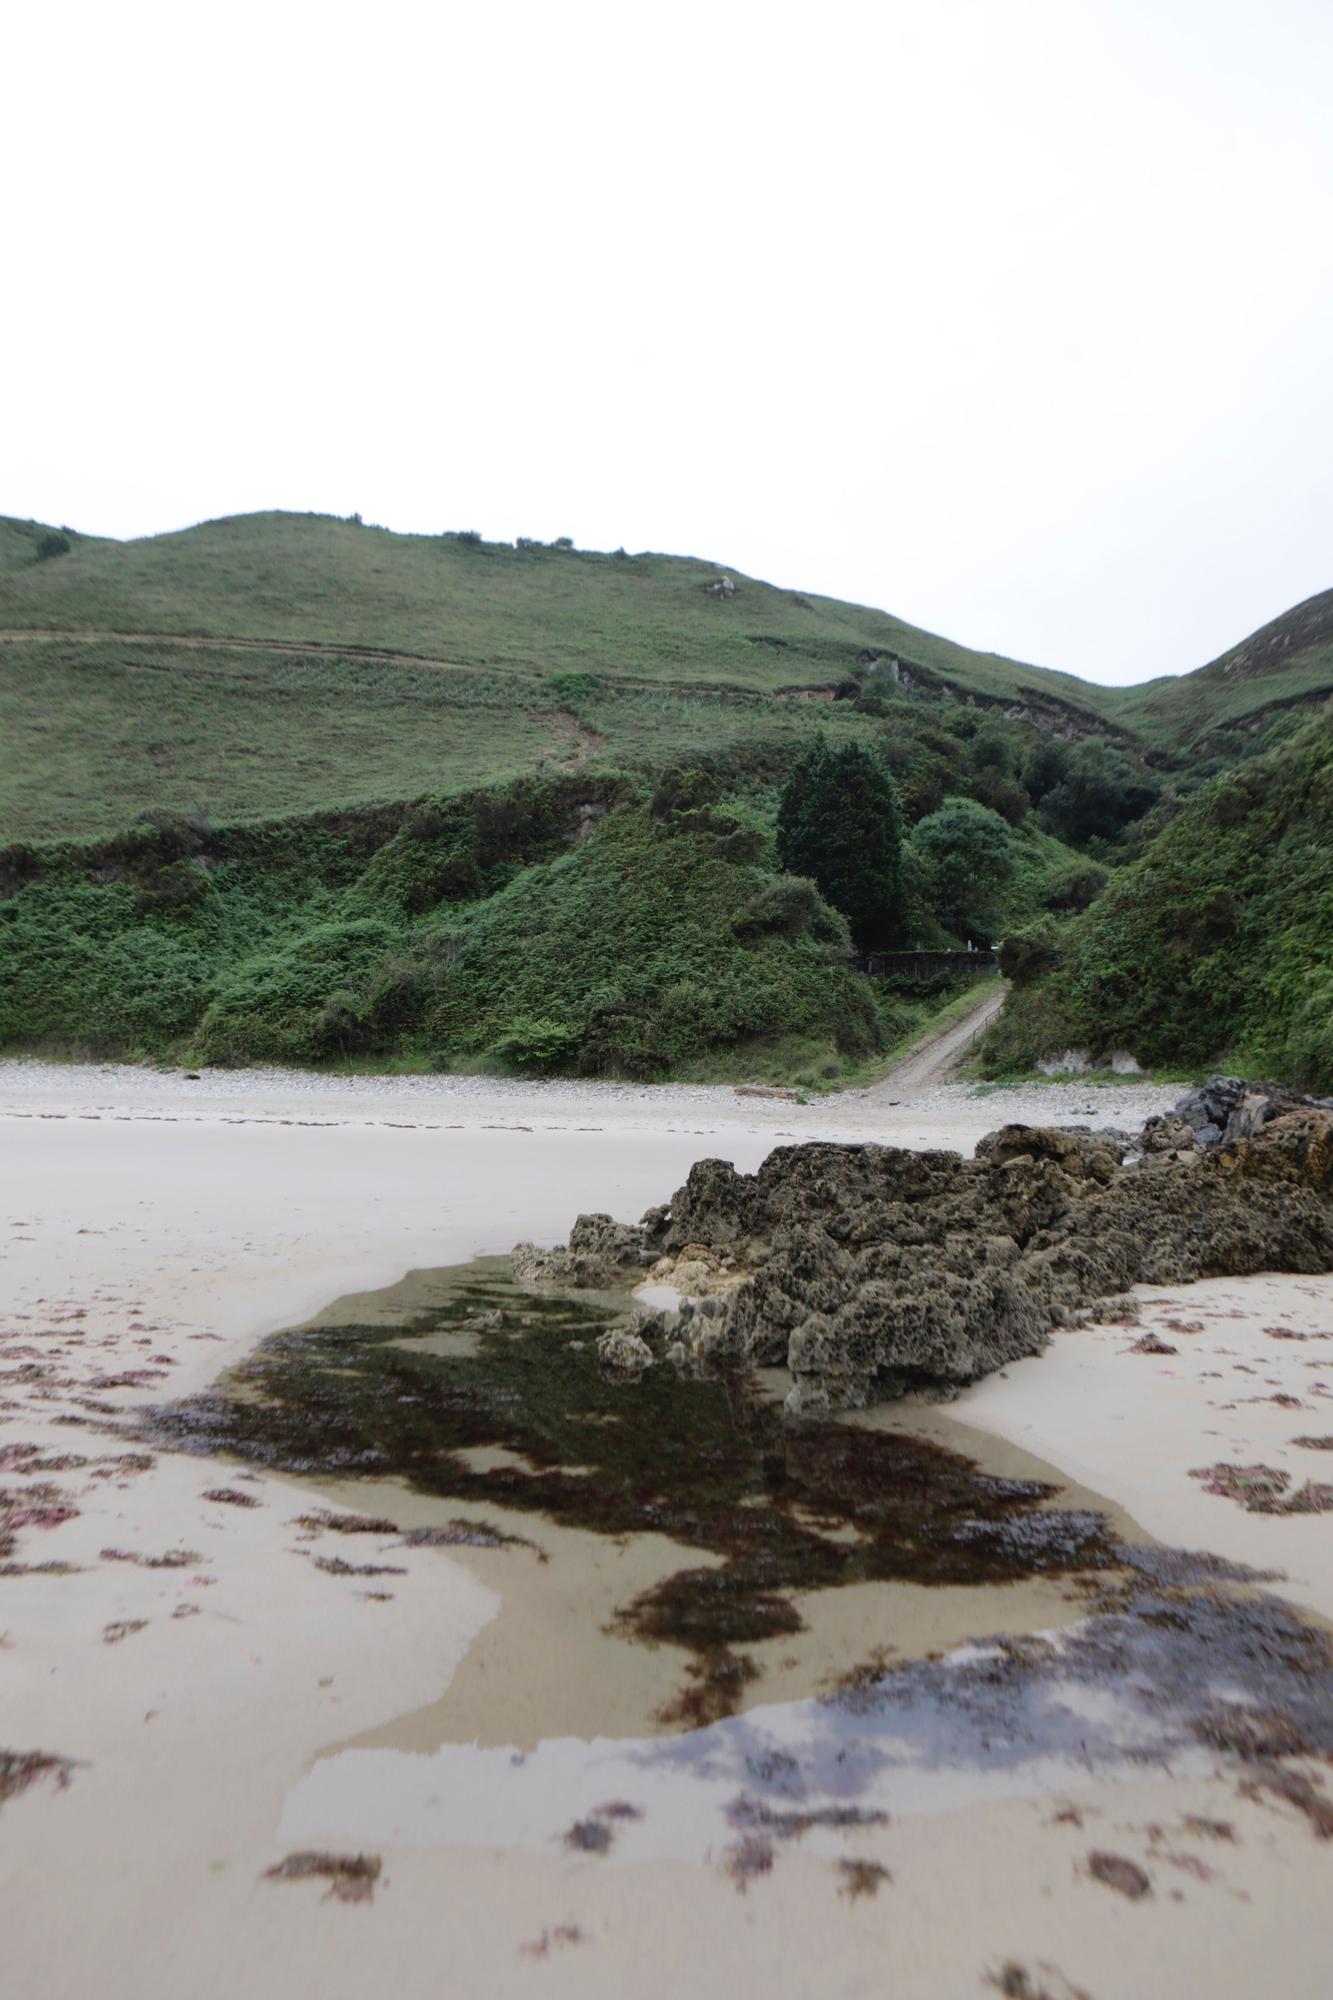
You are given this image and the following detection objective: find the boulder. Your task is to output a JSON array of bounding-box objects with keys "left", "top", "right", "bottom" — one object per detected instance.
[
  {"left": 595, "top": 1330, "right": 654, "bottom": 1375},
  {"left": 1173, "top": 1075, "right": 1332, "bottom": 1145}
]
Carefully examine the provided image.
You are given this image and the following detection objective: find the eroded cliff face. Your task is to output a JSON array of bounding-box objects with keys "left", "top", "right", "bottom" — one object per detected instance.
[{"left": 513, "top": 1092, "right": 1333, "bottom": 1417}]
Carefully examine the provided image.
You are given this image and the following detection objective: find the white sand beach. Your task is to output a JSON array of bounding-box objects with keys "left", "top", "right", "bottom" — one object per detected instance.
[{"left": 2, "top": 1062, "right": 1330, "bottom": 2000}]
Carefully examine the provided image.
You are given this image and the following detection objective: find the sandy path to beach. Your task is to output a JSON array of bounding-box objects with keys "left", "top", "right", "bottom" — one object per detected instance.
[{"left": 1, "top": 1066, "right": 1330, "bottom": 2000}]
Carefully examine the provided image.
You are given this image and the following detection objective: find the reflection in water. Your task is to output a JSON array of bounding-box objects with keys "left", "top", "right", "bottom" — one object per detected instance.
[{"left": 280, "top": 1563, "right": 1333, "bottom": 1861}]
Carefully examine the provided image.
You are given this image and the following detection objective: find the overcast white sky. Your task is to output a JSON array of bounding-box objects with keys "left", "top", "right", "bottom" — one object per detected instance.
[{"left": 5, "top": 0, "right": 1332, "bottom": 683}]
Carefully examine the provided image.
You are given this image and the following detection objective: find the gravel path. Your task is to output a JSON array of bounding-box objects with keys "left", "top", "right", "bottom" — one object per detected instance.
[{"left": 867, "top": 980, "right": 1010, "bottom": 1093}]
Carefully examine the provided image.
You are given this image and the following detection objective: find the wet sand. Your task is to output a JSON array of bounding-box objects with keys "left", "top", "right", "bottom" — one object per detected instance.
[{"left": 2, "top": 1067, "right": 1331, "bottom": 1999}]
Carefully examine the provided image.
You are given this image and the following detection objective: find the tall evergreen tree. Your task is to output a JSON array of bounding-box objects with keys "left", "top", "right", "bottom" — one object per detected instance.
[{"left": 776, "top": 739, "right": 905, "bottom": 948}]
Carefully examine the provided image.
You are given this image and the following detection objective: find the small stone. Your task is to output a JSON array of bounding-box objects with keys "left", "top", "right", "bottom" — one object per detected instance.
[{"left": 1087, "top": 1851, "right": 1151, "bottom": 1898}]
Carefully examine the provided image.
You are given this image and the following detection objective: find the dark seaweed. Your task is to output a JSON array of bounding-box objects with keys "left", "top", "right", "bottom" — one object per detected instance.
[{"left": 136, "top": 1262, "right": 1124, "bottom": 1721}]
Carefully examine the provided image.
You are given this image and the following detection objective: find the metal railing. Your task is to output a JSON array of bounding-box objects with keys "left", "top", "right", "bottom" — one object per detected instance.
[{"left": 860, "top": 948, "right": 999, "bottom": 980}]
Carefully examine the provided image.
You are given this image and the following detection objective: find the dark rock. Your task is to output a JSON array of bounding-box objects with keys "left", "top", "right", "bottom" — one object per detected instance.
[
  {"left": 517, "top": 1103, "right": 1333, "bottom": 1416},
  {"left": 1172, "top": 1075, "right": 1333, "bottom": 1146},
  {"left": 1087, "top": 1851, "right": 1151, "bottom": 1899},
  {"left": 1140, "top": 1114, "right": 1196, "bottom": 1153}
]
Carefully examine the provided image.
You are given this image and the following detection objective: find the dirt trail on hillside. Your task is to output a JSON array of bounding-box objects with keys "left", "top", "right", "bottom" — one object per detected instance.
[
  {"left": 864, "top": 978, "right": 1008, "bottom": 1095},
  {"left": 0, "top": 627, "right": 810, "bottom": 698},
  {"left": 0, "top": 626, "right": 475, "bottom": 673},
  {"left": 551, "top": 709, "right": 608, "bottom": 767}
]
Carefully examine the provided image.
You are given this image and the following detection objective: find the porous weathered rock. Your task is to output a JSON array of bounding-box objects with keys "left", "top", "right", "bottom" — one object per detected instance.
[
  {"left": 1139, "top": 1115, "right": 1196, "bottom": 1154},
  {"left": 514, "top": 1094, "right": 1333, "bottom": 1417},
  {"left": 512, "top": 1211, "right": 651, "bottom": 1288},
  {"left": 595, "top": 1329, "right": 654, "bottom": 1375}
]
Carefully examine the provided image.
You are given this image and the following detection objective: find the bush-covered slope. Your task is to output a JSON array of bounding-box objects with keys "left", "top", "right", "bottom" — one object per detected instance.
[
  {"left": 0, "top": 776, "right": 908, "bottom": 1081},
  {"left": 982, "top": 709, "right": 1333, "bottom": 1089}
]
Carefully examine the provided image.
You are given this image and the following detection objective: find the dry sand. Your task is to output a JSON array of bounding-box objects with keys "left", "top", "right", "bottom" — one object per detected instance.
[{"left": 1, "top": 1062, "right": 1330, "bottom": 2000}]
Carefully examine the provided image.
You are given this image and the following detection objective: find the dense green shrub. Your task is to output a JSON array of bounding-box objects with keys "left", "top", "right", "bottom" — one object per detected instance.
[
  {"left": 969, "top": 765, "right": 1031, "bottom": 826},
  {"left": 491, "top": 1015, "right": 582, "bottom": 1072},
  {"left": 544, "top": 670, "right": 604, "bottom": 707},
  {"left": 1038, "top": 740, "right": 1158, "bottom": 844},
  {"left": 1042, "top": 860, "right": 1109, "bottom": 912},
  {"left": 417, "top": 808, "right": 884, "bottom": 1078},
  {"left": 983, "top": 714, "right": 1333, "bottom": 1086},
  {"left": 0, "top": 882, "right": 213, "bottom": 1050},
  {"left": 732, "top": 874, "right": 850, "bottom": 948},
  {"left": 194, "top": 918, "right": 403, "bottom": 1064},
  {"left": 1021, "top": 737, "right": 1071, "bottom": 804},
  {"left": 998, "top": 922, "right": 1061, "bottom": 986},
  {"left": 969, "top": 721, "right": 1023, "bottom": 775}
]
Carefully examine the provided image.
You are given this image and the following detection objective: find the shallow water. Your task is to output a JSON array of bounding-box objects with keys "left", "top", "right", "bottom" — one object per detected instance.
[
  {"left": 146, "top": 1256, "right": 1130, "bottom": 1728},
  {"left": 144, "top": 1257, "right": 1333, "bottom": 1863}
]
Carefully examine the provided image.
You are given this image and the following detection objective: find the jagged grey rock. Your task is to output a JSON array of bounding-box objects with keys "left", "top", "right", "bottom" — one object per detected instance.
[{"left": 513, "top": 1090, "right": 1333, "bottom": 1417}]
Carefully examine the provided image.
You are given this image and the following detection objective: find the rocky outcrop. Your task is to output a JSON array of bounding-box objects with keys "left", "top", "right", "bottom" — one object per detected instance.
[
  {"left": 512, "top": 1211, "right": 655, "bottom": 1289},
  {"left": 1159, "top": 1075, "right": 1333, "bottom": 1149},
  {"left": 513, "top": 1094, "right": 1333, "bottom": 1418}
]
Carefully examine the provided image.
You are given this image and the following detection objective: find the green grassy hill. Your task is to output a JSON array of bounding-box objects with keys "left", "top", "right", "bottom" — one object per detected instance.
[
  {"left": 0, "top": 515, "right": 97, "bottom": 576},
  {"left": 0, "top": 508, "right": 1121, "bottom": 702},
  {"left": 1111, "top": 587, "right": 1333, "bottom": 750},
  {"left": 4, "top": 508, "right": 1329, "bottom": 846}
]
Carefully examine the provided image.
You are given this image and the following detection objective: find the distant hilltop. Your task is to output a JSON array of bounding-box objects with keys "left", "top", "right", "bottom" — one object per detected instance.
[{"left": 2, "top": 509, "right": 1329, "bottom": 765}]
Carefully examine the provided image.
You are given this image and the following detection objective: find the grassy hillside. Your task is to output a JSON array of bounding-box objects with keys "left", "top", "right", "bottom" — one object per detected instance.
[
  {"left": 3, "top": 506, "right": 1328, "bottom": 1086},
  {"left": 1, "top": 509, "right": 1157, "bottom": 846},
  {"left": 982, "top": 708, "right": 1333, "bottom": 1090},
  {"left": 0, "top": 509, "right": 1124, "bottom": 710},
  {"left": 4, "top": 512, "right": 1329, "bottom": 848},
  {"left": 0, "top": 515, "right": 98, "bottom": 576},
  {"left": 1112, "top": 588, "right": 1333, "bottom": 749}
]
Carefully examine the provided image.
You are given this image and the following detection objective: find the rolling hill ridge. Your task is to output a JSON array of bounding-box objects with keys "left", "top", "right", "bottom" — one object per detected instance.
[{"left": 2, "top": 509, "right": 1330, "bottom": 844}]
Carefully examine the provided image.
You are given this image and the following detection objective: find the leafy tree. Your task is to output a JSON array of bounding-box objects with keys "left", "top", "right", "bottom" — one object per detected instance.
[
  {"left": 1020, "top": 737, "right": 1071, "bottom": 803},
  {"left": 776, "top": 739, "right": 905, "bottom": 948},
  {"left": 1038, "top": 740, "right": 1158, "bottom": 844},
  {"left": 907, "top": 795, "right": 1016, "bottom": 941},
  {"left": 969, "top": 765, "right": 1030, "bottom": 825},
  {"left": 970, "top": 721, "right": 1022, "bottom": 776},
  {"left": 998, "top": 921, "right": 1061, "bottom": 985}
]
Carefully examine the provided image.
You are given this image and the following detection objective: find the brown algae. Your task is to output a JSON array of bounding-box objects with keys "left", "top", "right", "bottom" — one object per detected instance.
[{"left": 143, "top": 1259, "right": 1121, "bottom": 1720}]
